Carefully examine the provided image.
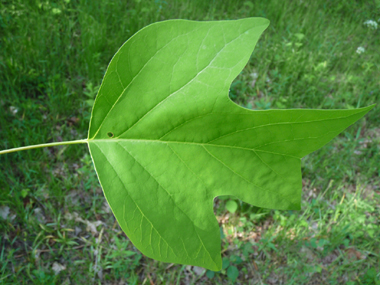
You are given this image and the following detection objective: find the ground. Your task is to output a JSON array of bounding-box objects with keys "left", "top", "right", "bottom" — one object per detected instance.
[{"left": 0, "top": 0, "right": 379, "bottom": 284}]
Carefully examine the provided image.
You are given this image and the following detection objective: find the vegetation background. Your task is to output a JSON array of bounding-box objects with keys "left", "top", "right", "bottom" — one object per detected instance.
[{"left": 0, "top": 0, "right": 379, "bottom": 284}]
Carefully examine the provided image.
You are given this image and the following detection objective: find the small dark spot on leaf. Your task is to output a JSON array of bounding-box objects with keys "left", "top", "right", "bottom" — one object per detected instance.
[{"left": 107, "top": 132, "right": 114, "bottom": 138}]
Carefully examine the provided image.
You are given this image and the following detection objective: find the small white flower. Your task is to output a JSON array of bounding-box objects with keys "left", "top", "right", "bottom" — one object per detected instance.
[
  {"left": 356, "top": 46, "right": 365, "bottom": 54},
  {"left": 250, "top": 72, "right": 258, "bottom": 79},
  {"left": 52, "top": 262, "right": 66, "bottom": 275},
  {"left": 9, "top": 106, "right": 18, "bottom": 115},
  {"left": 0, "top": 206, "right": 10, "bottom": 220},
  {"left": 364, "top": 20, "right": 378, "bottom": 30}
]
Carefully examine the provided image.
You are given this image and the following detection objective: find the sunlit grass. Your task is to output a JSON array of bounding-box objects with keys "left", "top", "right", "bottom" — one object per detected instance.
[{"left": 0, "top": 0, "right": 379, "bottom": 284}]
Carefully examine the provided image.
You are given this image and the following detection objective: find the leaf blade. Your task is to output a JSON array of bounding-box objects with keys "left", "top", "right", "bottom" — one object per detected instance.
[
  {"left": 88, "top": 18, "right": 270, "bottom": 140},
  {"left": 88, "top": 140, "right": 222, "bottom": 270},
  {"left": 88, "top": 18, "right": 373, "bottom": 270}
]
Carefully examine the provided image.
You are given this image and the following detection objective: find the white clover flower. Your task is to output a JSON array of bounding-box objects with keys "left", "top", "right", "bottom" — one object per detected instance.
[
  {"left": 364, "top": 20, "right": 378, "bottom": 30},
  {"left": 356, "top": 46, "right": 365, "bottom": 54}
]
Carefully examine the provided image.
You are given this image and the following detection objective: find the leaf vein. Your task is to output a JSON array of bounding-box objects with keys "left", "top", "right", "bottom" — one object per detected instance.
[
  {"left": 92, "top": 142, "right": 176, "bottom": 258},
  {"left": 206, "top": 112, "right": 364, "bottom": 144},
  {"left": 118, "top": 142, "right": 218, "bottom": 267},
  {"left": 92, "top": 32, "right": 190, "bottom": 138},
  {"left": 116, "top": 26, "right": 253, "bottom": 138}
]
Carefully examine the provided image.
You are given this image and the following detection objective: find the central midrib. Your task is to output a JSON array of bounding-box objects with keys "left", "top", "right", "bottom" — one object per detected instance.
[{"left": 88, "top": 138, "right": 299, "bottom": 159}]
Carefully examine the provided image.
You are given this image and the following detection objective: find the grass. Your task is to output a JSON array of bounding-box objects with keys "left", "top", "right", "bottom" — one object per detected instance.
[{"left": 0, "top": 0, "right": 379, "bottom": 284}]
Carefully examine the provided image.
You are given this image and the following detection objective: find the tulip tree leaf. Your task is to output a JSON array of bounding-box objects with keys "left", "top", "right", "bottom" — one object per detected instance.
[{"left": 87, "top": 18, "right": 373, "bottom": 270}]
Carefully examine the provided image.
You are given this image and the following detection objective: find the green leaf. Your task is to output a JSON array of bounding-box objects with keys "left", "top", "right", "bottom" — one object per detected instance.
[
  {"left": 222, "top": 258, "right": 230, "bottom": 270},
  {"left": 206, "top": 270, "right": 215, "bottom": 279},
  {"left": 225, "top": 200, "right": 238, "bottom": 213},
  {"left": 227, "top": 265, "right": 239, "bottom": 281},
  {"left": 87, "top": 18, "right": 374, "bottom": 270},
  {"left": 21, "top": 188, "right": 30, "bottom": 198}
]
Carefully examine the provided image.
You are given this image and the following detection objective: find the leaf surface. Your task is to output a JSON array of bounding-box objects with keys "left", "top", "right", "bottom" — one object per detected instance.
[{"left": 87, "top": 18, "right": 373, "bottom": 270}]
